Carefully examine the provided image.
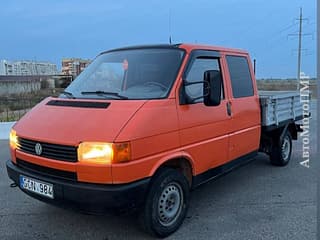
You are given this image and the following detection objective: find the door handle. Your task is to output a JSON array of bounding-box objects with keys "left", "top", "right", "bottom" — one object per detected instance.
[{"left": 226, "top": 102, "right": 232, "bottom": 116}]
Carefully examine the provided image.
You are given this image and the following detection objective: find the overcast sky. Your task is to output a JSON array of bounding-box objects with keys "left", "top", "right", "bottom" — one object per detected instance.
[{"left": 0, "top": 0, "right": 316, "bottom": 78}]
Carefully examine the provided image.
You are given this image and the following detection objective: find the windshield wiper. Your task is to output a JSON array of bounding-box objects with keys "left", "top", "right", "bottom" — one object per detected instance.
[
  {"left": 81, "top": 91, "right": 128, "bottom": 99},
  {"left": 60, "top": 91, "right": 76, "bottom": 99}
]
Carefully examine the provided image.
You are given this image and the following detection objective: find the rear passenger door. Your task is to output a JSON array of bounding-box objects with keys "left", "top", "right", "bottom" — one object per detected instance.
[
  {"left": 224, "top": 54, "right": 261, "bottom": 161},
  {"left": 177, "top": 50, "right": 231, "bottom": 174}
]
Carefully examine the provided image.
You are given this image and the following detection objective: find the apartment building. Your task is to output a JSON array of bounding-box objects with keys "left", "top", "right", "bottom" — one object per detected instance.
[
  {"left": 61, "top": 58, "right": 91, "bottom": 76},
  {"left": 0, "top": 60, "right": 58, "bottom": 75}
]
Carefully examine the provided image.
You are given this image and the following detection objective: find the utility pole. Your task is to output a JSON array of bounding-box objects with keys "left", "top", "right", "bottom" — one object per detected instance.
[
  {"left": 288, "top": 8, "right": 311, "bottom": 90},
  {"left": 297, "top": 8, "right": 303, "bottom": 90},
  {"left": 297, "top": 7, "right": 303, "bottom": 90}
]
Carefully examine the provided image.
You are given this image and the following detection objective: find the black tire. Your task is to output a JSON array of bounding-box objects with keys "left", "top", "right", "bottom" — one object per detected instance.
[
  {"left": 270, "top": 131, "right": 292, "bottom": 166},
  {"left": 139, "top": 168, "right": 190, "bottom": 238}
]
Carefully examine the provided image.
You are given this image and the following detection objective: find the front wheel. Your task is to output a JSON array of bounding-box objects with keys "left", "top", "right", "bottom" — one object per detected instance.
[
  {"left": 140, "top": 168, "right": 190, "bottom": 238},
  {"left": 270, "top": 131, "right": 292, "bottom": 166}
]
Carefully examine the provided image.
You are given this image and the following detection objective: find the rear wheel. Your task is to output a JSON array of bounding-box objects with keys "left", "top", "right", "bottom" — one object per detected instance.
[
  {"left": 140, "top": 168, "right": 190, "bottom": 238},
  {"left": 270, "top": 131, "right": 292, "bottom": 166}
]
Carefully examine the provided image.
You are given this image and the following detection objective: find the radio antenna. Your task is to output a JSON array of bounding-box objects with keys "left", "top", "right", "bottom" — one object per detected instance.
[{"left": 169, "top": 9, "right": 172, "bottom": 44}]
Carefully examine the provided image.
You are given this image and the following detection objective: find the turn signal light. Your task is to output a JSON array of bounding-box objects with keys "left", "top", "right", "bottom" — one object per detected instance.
[
  {"left": 9, "top": 129, "right": 18, "bottom": 149},
  {"left": 78, "top": 142, "right": 131, "bottom": 164}
]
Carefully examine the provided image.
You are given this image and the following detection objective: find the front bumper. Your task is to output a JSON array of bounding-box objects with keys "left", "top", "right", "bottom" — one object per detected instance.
[{"left": 6, "top": 160, "right": 150, "bottom": 213}]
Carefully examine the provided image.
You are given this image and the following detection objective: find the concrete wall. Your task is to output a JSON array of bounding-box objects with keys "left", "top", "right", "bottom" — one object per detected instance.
[
  {"left": 0, "top": 75, "right": 72, "bottom": 96},
  {"left": 0, "top": 80, "right": 41, "bottom": 96}
]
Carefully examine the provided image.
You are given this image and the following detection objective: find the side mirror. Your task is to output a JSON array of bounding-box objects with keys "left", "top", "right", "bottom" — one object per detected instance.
[{"left": 203, "top": 70, "right": 222, "bottom": 106}]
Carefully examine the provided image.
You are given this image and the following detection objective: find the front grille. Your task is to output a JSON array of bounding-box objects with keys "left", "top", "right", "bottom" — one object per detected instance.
[
  {"left": 16, "top": 159, "right": 77, "bottom": 181},
  {"left": 17, "top": 137, "right": 78, "bottom": 162}
]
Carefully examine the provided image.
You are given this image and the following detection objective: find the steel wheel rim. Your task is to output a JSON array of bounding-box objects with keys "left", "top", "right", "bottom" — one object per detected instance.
[
  {"left": 157, "top": 183, "right": 183, "bottom": 227},
  {"left": 281, "top": 136, "right": 290, "bottom": 161}
]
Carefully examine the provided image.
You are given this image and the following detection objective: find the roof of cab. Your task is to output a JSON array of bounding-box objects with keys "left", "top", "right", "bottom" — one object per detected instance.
[
  {"left": 100, "top": 43, "right": 248, "bottom": 55},
  {"left": 178, "top": 43, "right": 248, "bottom": 55}
]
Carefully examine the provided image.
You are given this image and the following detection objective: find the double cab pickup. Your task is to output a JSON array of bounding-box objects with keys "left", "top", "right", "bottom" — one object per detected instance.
[{"left": 7, "top": 44, "right": 303, "bottom": 237}]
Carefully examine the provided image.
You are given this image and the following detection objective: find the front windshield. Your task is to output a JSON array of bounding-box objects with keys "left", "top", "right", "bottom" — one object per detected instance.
[{"left": 62, "top": 48, "right": 185, "bottom": 100}]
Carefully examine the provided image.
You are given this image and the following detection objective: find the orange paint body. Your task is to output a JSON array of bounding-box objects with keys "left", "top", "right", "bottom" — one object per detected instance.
[{"left": 10, "top": 44, "right": 261, "bottom": 185}]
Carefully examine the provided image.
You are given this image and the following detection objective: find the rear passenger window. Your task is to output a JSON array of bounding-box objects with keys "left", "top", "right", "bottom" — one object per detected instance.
[
  {"left": 185, "top": 58, "right": 224, "bottom": 103},
  {"left": 226, "top": 56, "right": 254, "bottom": 98}
]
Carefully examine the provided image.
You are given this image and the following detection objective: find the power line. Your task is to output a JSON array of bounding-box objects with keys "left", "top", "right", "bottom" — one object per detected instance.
[{"left": 276, "top": 22, "right": 298, "bottom": 35}]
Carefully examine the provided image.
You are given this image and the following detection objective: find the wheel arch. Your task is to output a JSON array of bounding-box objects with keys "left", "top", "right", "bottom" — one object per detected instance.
[
  {"left": 150, "top": 152, "right": 195, "bottom": 187},
  {"left": 288, "top": 122, "right": 298, "bottom": 140}
]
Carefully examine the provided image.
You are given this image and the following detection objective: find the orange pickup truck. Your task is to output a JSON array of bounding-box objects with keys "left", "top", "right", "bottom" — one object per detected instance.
[{"left": 7, "top": 44, "right": 304, "bottom": 237}]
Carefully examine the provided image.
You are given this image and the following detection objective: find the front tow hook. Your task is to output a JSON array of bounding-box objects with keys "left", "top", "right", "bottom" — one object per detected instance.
[{"left": 10, "top": 182, "right": 18, "bottom": 188}]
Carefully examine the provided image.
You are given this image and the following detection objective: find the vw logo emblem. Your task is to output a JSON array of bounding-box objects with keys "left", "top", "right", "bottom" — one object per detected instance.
[{"left": 35, "top": 143, "right": 42, "bottom": 156}]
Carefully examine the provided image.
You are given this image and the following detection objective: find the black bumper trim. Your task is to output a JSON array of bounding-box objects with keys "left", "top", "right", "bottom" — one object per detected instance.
[{"left": 6, "top": 160, "right": 150, "bottom": 213}]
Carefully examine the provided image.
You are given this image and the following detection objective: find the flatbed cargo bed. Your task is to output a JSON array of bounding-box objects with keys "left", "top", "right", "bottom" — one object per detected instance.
[{"left": 259, "top": 91, "right": 303, "bottom": 127}]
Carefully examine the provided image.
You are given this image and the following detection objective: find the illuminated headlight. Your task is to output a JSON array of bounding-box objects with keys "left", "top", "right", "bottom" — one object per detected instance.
[
  {"left": 9, "top": 129, "right": 18, "bottom": 149},
  {"left": 78, "top": 142, "right": 131, "bottom": 164}
]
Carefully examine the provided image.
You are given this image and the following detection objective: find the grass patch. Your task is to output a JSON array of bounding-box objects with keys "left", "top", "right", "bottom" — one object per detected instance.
[{"left": 257, "top": 79, "right": 317, "bottom": 99}]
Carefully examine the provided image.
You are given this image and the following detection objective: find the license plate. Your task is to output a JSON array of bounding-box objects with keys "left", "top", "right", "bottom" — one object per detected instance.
[{"left": 19, "top": 175, "right": 54, "bottom": 199}]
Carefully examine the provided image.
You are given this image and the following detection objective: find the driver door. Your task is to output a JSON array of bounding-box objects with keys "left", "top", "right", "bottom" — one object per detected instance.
[{"left": 177, "top": 50, "right": 232, "bottom": 175}]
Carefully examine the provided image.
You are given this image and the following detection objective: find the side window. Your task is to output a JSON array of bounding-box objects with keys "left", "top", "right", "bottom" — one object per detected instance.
[
  {"left": 185, "top": 58, "right": 224, "bottom": 103},
  {"left": 226, "top": 55, "right": 254, "bottom": 98}
]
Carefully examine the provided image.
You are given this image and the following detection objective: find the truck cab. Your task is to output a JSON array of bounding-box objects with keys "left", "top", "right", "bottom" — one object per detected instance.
[{"left": 6, "top": 44, "right": 301, "bottom": 237}]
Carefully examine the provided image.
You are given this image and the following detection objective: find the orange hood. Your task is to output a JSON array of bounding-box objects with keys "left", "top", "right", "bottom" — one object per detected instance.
[{"left": 13, "top": 97, "right": 146, "bottom": 146}]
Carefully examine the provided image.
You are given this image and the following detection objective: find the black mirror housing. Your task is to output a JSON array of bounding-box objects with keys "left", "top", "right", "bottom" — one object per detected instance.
[{"left": 203, "top": 70, "right": 222, "bottom": 106}]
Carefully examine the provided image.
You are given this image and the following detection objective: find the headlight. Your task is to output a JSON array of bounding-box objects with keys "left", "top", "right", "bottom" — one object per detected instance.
[
  {"left": 9, "top": 129, "right": 18, "bottom": 149},
  {"left": 78, "top": 142, "right": 131, "bottom": 164}
]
